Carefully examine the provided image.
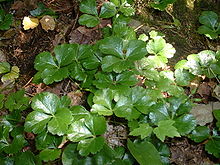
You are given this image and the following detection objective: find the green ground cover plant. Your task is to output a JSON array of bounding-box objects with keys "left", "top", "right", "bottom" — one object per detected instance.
[{"left": 0, "top": 0, "right": 220, "bottom": 164}]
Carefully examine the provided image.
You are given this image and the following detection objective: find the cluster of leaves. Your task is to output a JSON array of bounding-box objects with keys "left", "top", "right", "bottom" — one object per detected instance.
[
  {"left": 175, "top": 50, "right": 220, "bottom": 81},
  {"left": 0, "top": 62, "right": 19, "bottom": 84},
  {"left": 150, "top": 0, "right": 176, "bottom": 11},
  {"left": 197, "top": 11, "right": 220, "bottom": 39},
  {"left": 78, "top": 0, "right": 135, "bottom": 27},
  {"left": 0, "top": 9, "right": 13, "bottom": 30},
  {"left": 189, "top": 109, "right": 220, "bottom": 158}
]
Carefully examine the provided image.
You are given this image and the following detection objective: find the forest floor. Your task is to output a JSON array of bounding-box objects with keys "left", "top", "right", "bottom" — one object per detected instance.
[{"left": 0, "top": 0, "right": 220, "bottom": 164}]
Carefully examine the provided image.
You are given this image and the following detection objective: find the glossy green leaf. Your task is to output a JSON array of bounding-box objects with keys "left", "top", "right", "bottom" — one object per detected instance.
[
  {"left": 25, "top": 92, "right": 72, "bottom": 135},
  {"left": 78, "top": 14, "right": 100, "bottom": 27},
  {"left": 4, "top": 135, "right": 27, "bottom": 154},
  {"left": 173, "top": 114, "right": 196, "bottom": 135},
  {"left": 213, "top": 110, "right": 220, "bottom": 129},
  {"left": 205, "top": 138, "right": 220, "bottom": 158},
  {"left": 129, "top": 123, "right": 153, "bottom": 139},
  {"left": 35, "top": 131, "right": 62, "bottom": 150},
  {"left": 39, "top": 149, "right": 61, "bottom": 162},
  {"left": 127, "top": 139, "right": 162, "bottom": 165},
  {"left": 15, "top": 151, "right": 36, "bottom": 165},
  {"left": 189, "top": 126, "right": 210, "bottom": 143},
  {"left": 119, "top": 3, "right": 135, "bottom": 16},
  {"left": 99, "top": 2, "right": 117, "bottom": 18},
  {"left": 149, "top": 103, "right": 170, "bottom": 124},
  {"left": 93, "top": 71, "right": 138, "bottom": 89},
  {"left": 100, "top": 37, "right": 147, "bottom": 72},
  {"left": 79, "top": 0, "right": 98, "bottom": 16},
  {"left": 197, "top": 25, "right": 219, "bottom": 39},
  {"left": 199, "top": 11, "right": 218, "bottom": 29},
  {"left": 91, "top": 89, "right": 114, "bottom": 116},
  {"left": 153, "top": 120, "right": 180, "bottom": 142},
  {"left": 77, "top": 136, "right": 105, "bottom": 156},
  {"left": 146, "top": 36, "right": 175, "bottom": 58},
  {"left": 175, "top": 68, "right": 194, "bottom": 86},
  {"left": 0, "top": 62, "right": 10, "bottom": 74},
  {"left": 5, "top": 90, "right": 29, "bottom": 111},
  {"left": 70, "top": 105, "right": 90, "bottom": 121}
]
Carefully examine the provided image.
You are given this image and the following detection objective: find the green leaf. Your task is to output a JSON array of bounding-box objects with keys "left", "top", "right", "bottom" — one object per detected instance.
[
  {"left": 77, "top": 136, "right": 105, "bottom": 156},
  {"left": 175, "top": 68, "right": 194, "bottom": 86},
  {"left": 70, "top": 105, "right": 90, "bottom": 121},
  {"left": 0, "top": 10, "right": 13, "bottom": 30},
  {"left": 205, "top": 138, "right": 220, "bottom": 158},
  {"left": 15, "top": 151, "right": 36, "bottom": 165},
  {"left": 149, "top": 103, "right": 170, "bottom": 124},
  {"left": 198, "top": 50, "right": 216, "bottom": 67},
  {"left": 197, "top": 25, "right": 219, "bottom": 39},
  {"left": 79, "top": 0, "right": 98, "bottom": 16},
  {"left": 4, "top": 135, "right": 27, "bottom": 154},
  {"left": 153, "top": 120, "right": 180, "bottom": 142},
  {"left": 127, "top": 139, "right": 162, "bottom": 165},
  {"left": 100, "top": 37, "right": 147, "bottom": 72},
  {"left": 199, "top": 11, "right": 218, "bottom": 29},
  {"left": 150, "top": 0, "right": 176, "bottom": 11},
  {"left": 35, "top": 131, "right": 62, "bottom": 150},
  {"left": 93, "top": 71, "right": 138, "bottom": 89},
  {"left": 0, "top": 62, "right": 10, "bottom": 74},
  {"left": 189, "top": 126, "right": 210, "bottom": 143},
  {"left": 119, "top": 2, "right": 135, "bottom": 16},
  {"left": 78, "top": 14, "right": 100, "bottom": 28},
  {"left": 39, "top": 149, "right": 61, "bottom": 162},
  {"left": 25, "top": 92, "right": 72, "bottom": 135},
  {"left": 5, "top": 90, "right": 29, "bottom": 111},
  {"left": 62, "top": 144, "right": 78, "bottom": 165},
  {"left": 99, "top": 2, "right": 117, "bottom": 18},
  {"left": 30, "top": 2, "right": 56, "bottom": 17},
  {"left": 173, "top": 114, "right": 196, "bottom": 135},
  {"left": 67, "top": 115, "right": 106, "bottom": 142},
  {"left": 91, "top": 89, "right": 114, "bottom": 116},
  {"left": 146, "top": 36, "right": 175, "bottom": 58},
  {"left": 1, "top": 66, "right": 20, "bottom": 84},
  {"left": 213, "top": 110, "right": 220, "bottom": 129},
  {"left": 129, "top": 123, "right": 153, "bottom": 139},
  {"left": 0, "top": 94, "right": 4, "bottom": 109}
]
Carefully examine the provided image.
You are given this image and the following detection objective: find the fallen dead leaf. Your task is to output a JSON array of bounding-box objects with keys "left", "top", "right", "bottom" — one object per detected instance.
[
  {"left": 40, "top": 15, "right": 56, "bottom": 32},
  {"left": 22, "top": 16, "right": 39, "bottom": 30},
  {"left": 189, "top": 77, "right": 201, "bottom": 92},
  {"left": 190, "top": 103, "right": 213, "bottom": 126},
  {"left": 197, "top": 82, "right": 211, "bottom": 97},
  {"left": 67, "top": 90, "right": 85, "bottom": 106},
  {"left": 213, "top": 85, "right": 220, "bottom": 101}
]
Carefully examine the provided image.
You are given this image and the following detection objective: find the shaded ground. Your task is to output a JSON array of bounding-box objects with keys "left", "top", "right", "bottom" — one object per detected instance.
[{"left": 0, "top": 0, "right": 220, "bottom": 164}]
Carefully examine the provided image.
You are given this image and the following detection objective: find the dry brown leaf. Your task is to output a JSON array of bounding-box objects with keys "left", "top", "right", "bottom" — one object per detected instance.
[
  {"left": 67, "top": 90, "right": 85, "bottom": 106},
  {"left": 40, "top": 15, "right": 56, "bottom": 32},
  {"left": 197, "top": 82, "right": 211, "bottom": 97},
  {"left": 189, "top": 77, "right": 201, "bottom": 92},
  {"left": 190, "top": 103, "right": 213, "bottom": 126}
]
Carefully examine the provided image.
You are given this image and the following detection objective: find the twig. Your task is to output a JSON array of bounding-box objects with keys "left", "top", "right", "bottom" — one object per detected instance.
[{"left": 22, "top": 77, "right": 33, "bottom": 88}]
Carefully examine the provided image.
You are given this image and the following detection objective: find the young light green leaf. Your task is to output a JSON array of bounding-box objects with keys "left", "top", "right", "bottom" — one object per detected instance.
[
  {"left": 189, "top": 126, "right": 210, "bottom": 143},
  {"left": 77, "top": 136, "right": 105, "bottom": 156},
  {"left": 79, "top": 0, "right": 98, "bottom": 16},
  {"left": 150, "top": 0, "right": 176, "bottom": 11},
  {"left": 1, "top": 66, "right": 20, "bottom": 84},
  {"left": 129, "top": 123, "right": 153, "bottom": 139},
  {"left": 119, "top": 2, "right": 135, "bottom": 16},
  {"left": 39, "top": 149, "right": 61, "bottom": 162},
  {"left": 175, "top": 68, "right": 194, "bottom": 86},
  {"left": 127, "top": 139, "right": 162, "bottom": 165},
  {"left": 78, "top": 14, "right": 100, "bottom": 27},
  {"left": 99, "top": 2, "right": 117, "bottom": 18},
  {"left": 153, "top": 120, "right": 180, "bottom": 142}
]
